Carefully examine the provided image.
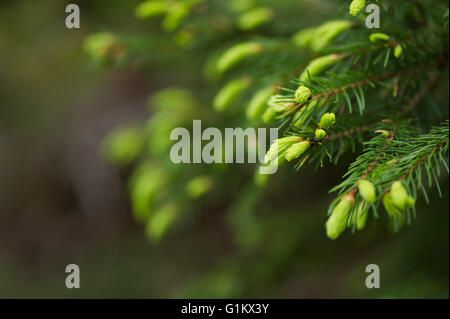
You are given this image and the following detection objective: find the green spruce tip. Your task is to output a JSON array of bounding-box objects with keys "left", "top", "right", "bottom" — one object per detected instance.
[
  {"left": 390, "top": 181, "right": 415, "bottom": 210},
  {"left": 358, "top": 179, "right": 376, "bottom": 203},
  {"left": 135, "top": 1, "right": 168, "bottom": 18},
  {"left": 163, "top": 3, "right": 190, "bottom": 31},
  {"left": 349, "top": 0, "right": 366, "bottom": 16},
  {"left": 284, "top": 140, "right": 310, "bottom": 162},
  {"left": 394, "top": 44, "right": 403, "bottom": 58},
  {"left": 238, "top": 7, "right": 274, "bottom": 30},
  {"left": 217, "top": 42, "right": 263, "bottom": 73},
  {"left": 264, "top": 136, "right": 300, "bottom": 164},
  {"left": 319, "top": 112, "right": 336, "bottom": 130},
  {"left": 369, "top": 33, "right": 391, "bottom": 43},
  {"left": 246, "top": 85, "right": 275, "bottom": 121},
  {"left": 262, "top": 106, "right": 279, "bottom": 123},
  {"left": 294, "top": 85, "right": 312, "bottom": 103},
  {"left": 185, "top": 176, "right": 214, "bottom": 198},
  {"left": 299, "top": 54, "right": 343, "bottom": 82},
  {"left": 213, "top": 77, "right": 251, "bottom": 111},
  {"left": 383, "top": 192, "right": 406, "bottom": 230},
  {"left": 310, "top": 20, "right": 353, "bottom": 52},
  {"left": 292, "top": 20, "right": 353, "bottom": 52},
  {"left": 356, "top": 201, "right": 369, "bottom": 230},
  {"left": 315, "top": 128, "right": 326, "bottom": 139},
  {"left": 326, "top": 194, "right": 355, "bottom": 239},
  {"left": 145, "top": 203, "right": 178, "bottom": 242}
]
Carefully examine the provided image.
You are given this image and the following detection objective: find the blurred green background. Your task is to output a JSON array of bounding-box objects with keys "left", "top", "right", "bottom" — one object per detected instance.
[{"left": 0, "top": 0, "right": 448, "bottom": 298}]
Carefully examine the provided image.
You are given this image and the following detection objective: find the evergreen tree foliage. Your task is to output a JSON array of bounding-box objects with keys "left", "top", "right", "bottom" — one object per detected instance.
[{"left": 87, "top": 0, "right": 449, "bottom": 245}]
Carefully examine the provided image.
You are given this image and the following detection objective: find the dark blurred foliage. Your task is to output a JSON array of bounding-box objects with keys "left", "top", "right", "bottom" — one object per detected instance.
[{"left": 0, "top": 0, "right": 448, "bottom": 298}]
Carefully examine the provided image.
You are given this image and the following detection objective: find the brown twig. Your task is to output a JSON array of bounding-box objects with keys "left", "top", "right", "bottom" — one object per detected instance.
[{"left": 321, "top": 124, "right": 375, "bottom": 142}]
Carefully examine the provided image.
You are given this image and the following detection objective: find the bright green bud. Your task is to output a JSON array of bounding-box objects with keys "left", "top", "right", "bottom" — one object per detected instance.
[
  {"left": 390, "top": 181, "right": 410, "bottom": 210},
  {"left": 262, "top": 106, "right": 279, "bottom": 123},
  {"left": 299, "top": 54, "right": 343, "bottom": 81},
  {"left": 151, "top": 88, "right": 197, "bottom": 111},
  {"left": 311, "top": 20, "right": 353, "bottom": 51},
  {"left": 145, "top": 203, "right": 178, "bottom": 242},
  {"left": 369, "top": 33, "right": 390, "bottom": 43},
  {"left": 349, "top": 0, "right": 366, "bottom": 16},
  {"left": 319, "top": 112, "right": 336, "bottom": 130},
  {"left": 185, "top": 176, "right": 214, "bottom": 198},
  {"left": 284, "top": 141, "right": 310, "bottom": 162},
  {"left": 254, "top": 168, "right": 270, "bottom": 187},
  {"left": 315, "top": 128, "right": 327, "bottom": 139},
  {"left": 213, "top": 77, "right": 251, "bottom": 111},
  {"left": 406, "top": 196, "right": 416, "bottom": 208},
  {"left": 383, "top": 193, "right": 406, "bottom": 230},
  {"left": 292, "top": 21, "right": 353, "bottom": 52},
  {"left": 163, "top": 3, "right": 189, "bottom": 31},
  {"left": 264, "top": 136, "right": 300, "bottom": 164},
  {"left": 375, "top": 129, "right": 390, "bottom": 137},
  {"left": 358, "top": 179, "right": 376, "bottom": 203},
  {"left": 326, "top": 194, "right": 354, "bottom": 239},
  {"left": 356, "top": 201, "right": 369, "bottom": 230},
  {"left": 238, "top": 7, "right": 274, "bottom": 30},
  {"left": 295, "top": 86, "right": 312, "bottom": 103},
  {"left": 292, "top": 27, "right": 317, "bottom": 48},
  {"left": 229, "top": 0, "right": 255, "bottom": 12},
  {"left": 383, "top": 193, "right": 403, "bottom": 218},
  {"left": 394, "top": 44, "right": 403, "bottom": 58},
  {"left": 174, "top": 29, "right": 194, "bottom": 47},
  {"left": 102, "top": 126, "right": 145, "bottom": 166},
  {"left": 246, "top": 85, "right": 275, "bottom": 121},
  {"left": 130, "top": 167, "right": 166, "bottom": 224},
  {"left": 135, "top": 1, "right": 168, "bottom": 18},
  {"left": 84, "top": 32, "right": 121, "bottom": 60},
  {"left": 217, "top": 42, "right": 263, "bottom": 73}
]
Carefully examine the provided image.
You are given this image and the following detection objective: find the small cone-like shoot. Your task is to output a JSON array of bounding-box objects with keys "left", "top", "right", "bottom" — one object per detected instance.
[
  {"left": 349, "top": 0, "right": 366, "bottom": 16},
  {"left": 390, "top": 181, "right": 415, "bottom": 210},
  {"left": 294, "top": 86, "right": 312, "bottom": 103},
  {"left": 163, "top": 3, "right": 190, "bottom": 31},
  {"left": 185, "top": 176, "right": 214, "bottom": 198},
  {"left": 262, "top": 106, "right": 279, "bottom": 123},
  {"left": 315, "top": 128, "right": 326, "bottom": 139},
  {"left": 369, "top": 33, "right": 390, "bottom": 43},
  {"left": 135, "top": 1, "right": 168, "bottom": 18},
  {"left": 213, "top": 77, "right": 251, "bottom": 111},
  {"left": 358, "top": 179, "right": 376, "bottom": 203},
  {"left": 310, "top": 20, "right": 353, "bottom": 51},
  {"left": 264, "top": 136, "right": 300, "bottom": 164},
  {"left": 291, "top": 27, "right": 317, "bottom": 48},
  {"left": 217, "top": 42, "right": 263, "bottom": 73},
  {"left": 238, "top": 7, "right": 274, "bottom": 30},
  {"left": 326, "top": 194, "right": 354, "bottom": 239},
  {"left": 292, "top": 20, "right": 353, "bottom": 51},
  {"left": 246, "top": 85, "right": 275, "bottom": 121},
  {"left": 394, "top": 44, "right": 403, "bottom": 58},
  {"left": 299, "top": 54, "right": 343, "bottom": 81},
  {"left": 284, "top": 141, "right": 310, "bottom": 161},
  {"left": 356, "top": 201, "right": 369, "bottom": 230},
  {"left": 319, "top": 112, "right": 336, "bottom": 130},
  {"left": 383, "top": 192, "right": 406, "bottom": 230}
]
